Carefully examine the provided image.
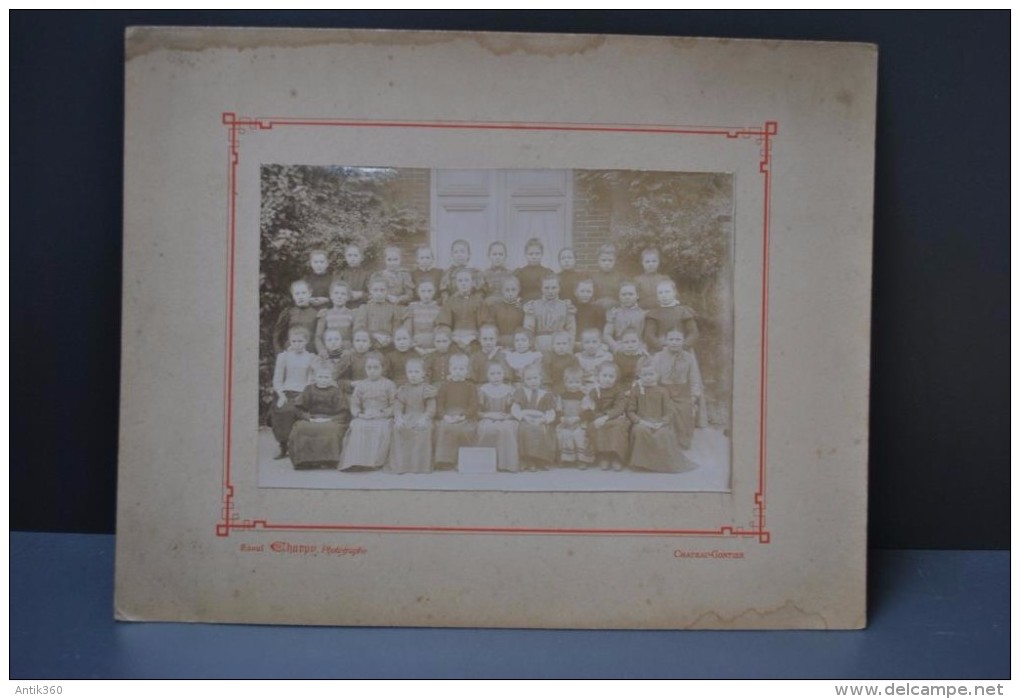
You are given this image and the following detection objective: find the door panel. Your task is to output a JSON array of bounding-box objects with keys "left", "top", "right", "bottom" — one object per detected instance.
[
  {"left": 504, "top": 200, "right": 570, "bottom": 270},
  {"left": 432, "top": 169, "right": 572, "bottom": 272},
  {"left": 431, "top": 170, "right": 497, "bottom": 269}
]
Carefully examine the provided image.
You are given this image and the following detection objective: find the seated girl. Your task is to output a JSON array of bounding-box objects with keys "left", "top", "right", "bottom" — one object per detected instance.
[
  {"left": 288, "top": 360, "right": 350, "bottom": 470},
  {"left": 584, "top": 361, "right": 631, "bottom": 471},
  {"left": 626, "top": 360, "right": 695, "bottom": 473},
  {"left": 386, "top": 357, "right": 437, "bottom": 474},
  {"left": 339, "top": 352, "right": 396, "bottom": 471},
  {"left": 475, "top": 362, "right": 520, "bottom": 472},
  {"left": 511, "top": 362, "right": 558, "bottom": 471},
  {"left": 433, "top": 354, "right": 478, "bottom": 470}
]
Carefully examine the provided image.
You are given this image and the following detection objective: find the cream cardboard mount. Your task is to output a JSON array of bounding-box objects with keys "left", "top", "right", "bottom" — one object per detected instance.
[{"left": 116, "top": 27, "right": 875, "bottom": 629}]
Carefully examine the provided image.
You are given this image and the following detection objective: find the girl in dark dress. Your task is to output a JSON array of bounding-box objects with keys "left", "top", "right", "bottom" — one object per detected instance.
[
  {"left": 634, "top": 247, "right": 672, "bottom": 311},
  {"left": 626, "top": 359, "right": 695, "bottom": 473},
  {"left": 486, "top": 276, "right": 525, "bottom": 349},
  {"left": 584, "top": 361, "right": 630, "bottom": 471},
  {"left": 590, "top": 243, "right": 624, "bottom": 311},
  {"left": 433, "top": 354, "right": 478, "bottom": 469},
  {"left": 385, "top": 327, "right": 417, "bottom": 386},
  {"left": 613, "top": 329, "right": 650, "bottom": 390},
  {"left": 288, "top": 361, "right": 349, "bottom": 469},
  {"left": 482, "top": 241, "right": 514, "bottom": 304},
  {"left": 514, "top": 237, "right": 555, "bottom": 303},
  {"left": 304, "top": 249, "right": 333, "bottom": 308},
  {"left": 642, "top": 279, "right": 699, "bottom": 353},
  {"left": 556, "top": 247, "right": 584, "bottom": 306},
  {"left": 649, "top": 328, "right": 703, "bottom": 450},
  {"left": 437, "top": 268, "right": 486, "bottom": 352},
  {"left": 339, "top": 329, "right": 391, "bottom": 385}
]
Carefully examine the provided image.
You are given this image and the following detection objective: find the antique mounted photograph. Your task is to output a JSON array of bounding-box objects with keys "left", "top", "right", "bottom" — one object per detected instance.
[
  {"left": 258, "top": 166, "right": 734, "bottom": 492},
  {"left": 117, "top": 27, "right": 875, "bottom": 630}
]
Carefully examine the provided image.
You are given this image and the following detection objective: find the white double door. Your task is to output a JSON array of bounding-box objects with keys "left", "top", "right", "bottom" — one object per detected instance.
[{"left": 430, "top": 169, "right": 573, "bottom": 271}]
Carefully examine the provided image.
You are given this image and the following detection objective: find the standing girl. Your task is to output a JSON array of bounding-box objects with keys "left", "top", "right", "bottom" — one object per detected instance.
[
  {"left": 272, "top": 279, "right": 320, "bottom": 354},
  {"left": 303, "top": 249, "right": 333, "bottom": 308},
  {"left": 487, "top": 276, "right": 525, "bottom": 349},
  {"left": 319, "top": 327, "right": 352, "bottom": 385},
  {"left": 439, "top": 238, "right": 483, "bottom": 299},
  {"left": 270, "top": 325, "right": 316, "bottom": 460},
  {"left": 377, "top": 246, "right": 415, "bottom": 306},
  {"left": 482, "top": 241, "right": 513, "bottom": 305},
  {"left": 556, "top": 247, "right": 583, "bottom": 306},
  {"left": 574, "top": 327, "right": 614, "bottom": 390},
  {"left": 315, "top": 280, "right": 355, "bottom": 354},
  {"left": 404, "top": 279, "right": 441, "bottom": 353},
  {"left": 541, "top": 330, "right": 580, "bottom": 394},
  {"left": 411, "top": 246, "right": 444, "bottom": 297},
  {"left": 523, "top": 275, "right": 576, "bottom": 353},
  {"left": 613, "top": 329, "right": 649, "bottom": 390},
  {"left": 341, "top": 329, "right": 390, "bottom": 384},
  {"left": 437, "top": 268, "right": 485, "bottom": 351},
  {"left": 424, "top": 327, "right": 462, "bottom": 386},
  {"left": 642, "top": 279, "right": 699, "bottom": 353},
  {"left": 572, "top": 279, "right": 605, "bottom": 347},
  {"left": 603, "top": 281, "right": 647, "bottom": 352},
  {"left": 385, "top": 328, "right": 416, "bottom": 385},
  {"left": 354, "top": 275, "right": 405, "bottom": 350},
  {"left": 590, "top": 243, "right": 624, "bottom": 311},
  {"left": 514, "top": 237, "right": 555, "bottom": 302},
  {"left": 336, "top": 243, "right": 371, "bottom": 307},
  {"left": 634, "top": 247, "right": 673, "bottom": 310},
  {"left": 469, "top": 324, "right": 509, "bottom": 385}
]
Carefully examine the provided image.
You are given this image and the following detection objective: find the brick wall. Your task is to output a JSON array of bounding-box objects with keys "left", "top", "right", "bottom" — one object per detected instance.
[
  {"left": 571, "top": 172, "right": 613, "bottom": 269},
  {"left": 382, "top": 168, "right": 430, "bottom": 264}
]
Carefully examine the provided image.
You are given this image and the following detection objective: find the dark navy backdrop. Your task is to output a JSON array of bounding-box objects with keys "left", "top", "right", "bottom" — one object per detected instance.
[{"left": 10, "top": 11, "right": 1009, "bottom": 549}]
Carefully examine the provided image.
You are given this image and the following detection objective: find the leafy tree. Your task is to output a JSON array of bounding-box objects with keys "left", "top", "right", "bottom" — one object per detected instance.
[
  {"left": 258, "top": 165, "right": 426, "bottom": 421},
  {"left": 576, "top": 170, "right": 731, "bottom": 285},
  {"left": 576, "top": 170, "right": 734, "bottom": 426}
]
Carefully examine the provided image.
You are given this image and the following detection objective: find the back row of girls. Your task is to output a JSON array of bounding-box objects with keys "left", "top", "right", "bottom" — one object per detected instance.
[{"left": 274, "top": 238, "right": 698, "bottom": 357}]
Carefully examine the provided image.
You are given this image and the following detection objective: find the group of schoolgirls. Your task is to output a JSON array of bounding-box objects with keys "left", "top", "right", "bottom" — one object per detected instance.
[{"left": 269, "top": 237, "right": 704, "bottom": 473}]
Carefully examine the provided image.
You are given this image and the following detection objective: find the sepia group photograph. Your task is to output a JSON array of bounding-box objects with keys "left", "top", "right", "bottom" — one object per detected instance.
[{"left": 258, "top": 165, "right": 734, "bottom": 492}]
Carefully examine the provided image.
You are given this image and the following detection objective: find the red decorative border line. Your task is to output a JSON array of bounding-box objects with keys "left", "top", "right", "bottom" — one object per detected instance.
[{"left": 218, "top": 114, "right": 776, "bottom": 544}]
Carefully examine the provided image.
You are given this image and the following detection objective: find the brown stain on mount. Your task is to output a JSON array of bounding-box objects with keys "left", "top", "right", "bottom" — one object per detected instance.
[
  {"left": 473, "top": 33, "right": 605, "bottom": 57},
  {"left": 126, "top": 27, "right": 458, "bottom": 61},
  {"left": 686, "top": 600, "right": 831, "bottom": 629},
  {"left": 126, "top": 27, "right": 605, "bottom": 62}
]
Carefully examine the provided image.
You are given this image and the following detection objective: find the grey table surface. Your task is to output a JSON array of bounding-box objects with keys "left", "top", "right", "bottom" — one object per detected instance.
[{"left": 10, "top": 532, "right": 1009, "bottom": 679}]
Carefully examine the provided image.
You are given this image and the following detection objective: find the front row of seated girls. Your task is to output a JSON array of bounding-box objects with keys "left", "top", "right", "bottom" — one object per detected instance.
[{"left": 271, "top": 323, "right": 700, "bottom": 473}]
